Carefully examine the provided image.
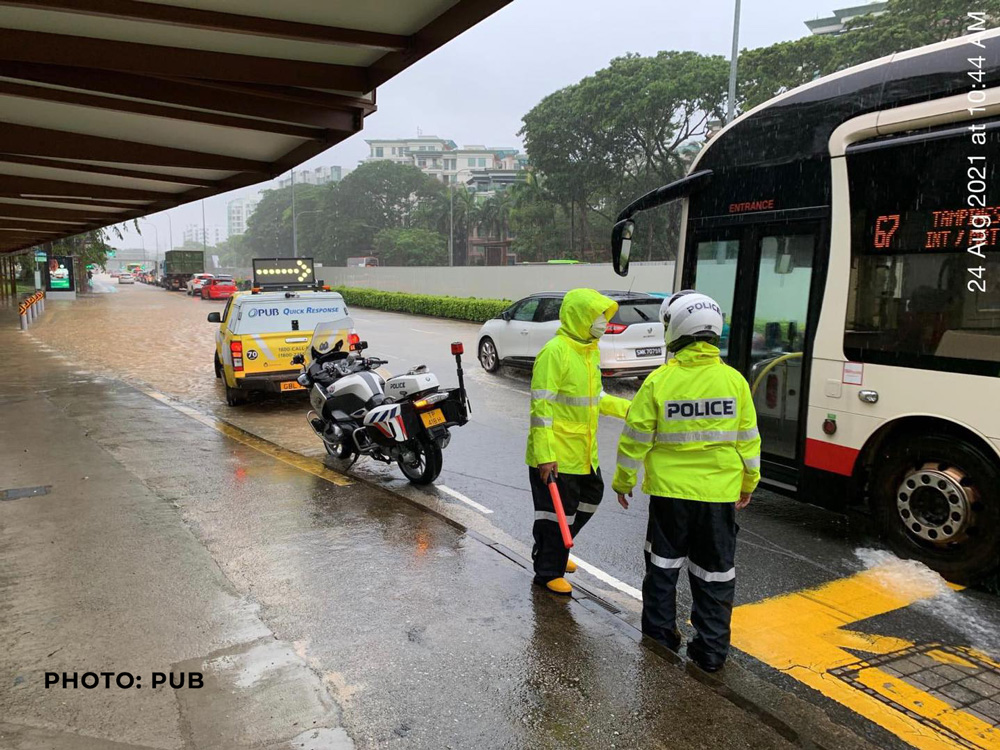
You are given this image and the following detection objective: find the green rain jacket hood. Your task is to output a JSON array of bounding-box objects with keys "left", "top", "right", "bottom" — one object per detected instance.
[{"left": 558, "top": 288, "right": 618, "bottom": 344}]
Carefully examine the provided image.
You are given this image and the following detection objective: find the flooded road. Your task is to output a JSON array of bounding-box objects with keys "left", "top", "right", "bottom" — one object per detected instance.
[{"left": 28, "top": 276, "right": 1000, "bottom": 750}]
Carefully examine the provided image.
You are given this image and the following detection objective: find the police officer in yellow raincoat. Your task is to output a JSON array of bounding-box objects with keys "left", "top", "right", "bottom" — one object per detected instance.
[
  {"left": 526, "top": 288, "right": 631, "bottom": 595},
  {"left": 613, "top": 290, "right": 760, "bottom": 672}
]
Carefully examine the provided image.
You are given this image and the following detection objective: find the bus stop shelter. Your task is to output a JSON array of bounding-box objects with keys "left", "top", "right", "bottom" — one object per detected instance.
[{"left": 0, "top": 0, "right": 513, "bottom": 255}]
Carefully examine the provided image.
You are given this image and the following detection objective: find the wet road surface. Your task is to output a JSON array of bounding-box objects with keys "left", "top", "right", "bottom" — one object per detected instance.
[{"left": 24, "top": 276, "right": 1000, "bottom": 750}]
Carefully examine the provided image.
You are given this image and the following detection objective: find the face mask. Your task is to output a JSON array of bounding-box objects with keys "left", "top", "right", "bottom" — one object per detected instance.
[{"left": 589, "top": 314, "right": 607, "bottom": 339}]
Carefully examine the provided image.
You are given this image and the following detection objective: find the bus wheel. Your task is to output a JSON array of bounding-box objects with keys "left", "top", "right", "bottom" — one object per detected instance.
[{"left": 874, "top": 435, "right": 999, "bottom": 584}]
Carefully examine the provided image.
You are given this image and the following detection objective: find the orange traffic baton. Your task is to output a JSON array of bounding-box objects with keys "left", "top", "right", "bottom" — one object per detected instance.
[{"left": 545, "top": 474, "right": 574, "bottom": 549}]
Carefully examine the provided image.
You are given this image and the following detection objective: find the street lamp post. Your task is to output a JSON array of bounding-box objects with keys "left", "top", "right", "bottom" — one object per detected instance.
[
  {"left": 727, "top": 0, "right": 743, "bottom": 124},
  {"left": 290, "top": 169, "right": 298, "bottom": 258},
  {"left": 449, "top": 185, "right": 454, "bottom": 267},
  {"left": 141, "top": 219, "right": 159, "bottom": 265},
  {"left": 164, "top": 211, "right": 174, "bottom": 252}
]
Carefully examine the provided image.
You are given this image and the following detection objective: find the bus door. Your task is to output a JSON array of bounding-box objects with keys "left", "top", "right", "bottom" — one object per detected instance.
[{"left": 688, "top": 220, "right": 822, "bottom": 481}]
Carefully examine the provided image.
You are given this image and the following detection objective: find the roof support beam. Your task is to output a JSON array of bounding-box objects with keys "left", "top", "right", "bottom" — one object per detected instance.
[
  {"left": 0, "top": 28, "right": 371, "bottom": 90},
  {"left": 0, "top": 80, "right": 327, "bottom": 139},
  {"left": 0, "top": 174, "right": 175, "bottom": 200},
  {"left": 370, "top": 0, "right": 515, "bottom": 88},
  {"left": 0, "top": 63, "right": 365, "bottom": 131},
  {"left": 0, "top": 218, "right": 81, "bottom": 231},
  {"left": 1, "top": 196, "right": 150, "bottom": 210},
  {"left": 0, "top": 154, "right": 219, "bottom": 187},
  {"left": 0, "top": 122, "right": 273, "bottom": 172},
  {"left": 0, "top": 202, "right": 107, "bottom": 222},
  {"left": 0, "top": 0, "right": 410, "bottom": 50}
]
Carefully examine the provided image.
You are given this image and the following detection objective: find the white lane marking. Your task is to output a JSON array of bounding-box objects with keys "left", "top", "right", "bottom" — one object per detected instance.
[
  {"left": 438, "top": 484, "right": 493, "bottom": 514},
  {"left": 570, "top": 555, "right": 642, "bottom": 601},
  {"left": 411, "top": 328, "right": 437, "bottom": 335}
]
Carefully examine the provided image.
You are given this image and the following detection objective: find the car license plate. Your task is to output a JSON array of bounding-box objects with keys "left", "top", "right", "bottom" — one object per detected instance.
[
  {"left": 420, "top": 408, "right": 446, "bottom": 428},
  {"left": 635, "top": 347, "right": 663, "bottom": 358},
  {"left": 280, "top": 381, "right": 305, "bottom": 391}
]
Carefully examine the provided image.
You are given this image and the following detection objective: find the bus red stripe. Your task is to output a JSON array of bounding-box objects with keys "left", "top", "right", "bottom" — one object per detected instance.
[{"left": 804, "top": 439, "right": 859, "bottom": 477}]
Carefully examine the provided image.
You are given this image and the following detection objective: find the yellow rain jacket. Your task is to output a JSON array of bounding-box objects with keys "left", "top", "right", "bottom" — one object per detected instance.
[
  {"left": 525, "top": 289, "right": 631, "bottom": 474},
  {"left": 612, "top": 342, "right": 761, "bottom": 502}
]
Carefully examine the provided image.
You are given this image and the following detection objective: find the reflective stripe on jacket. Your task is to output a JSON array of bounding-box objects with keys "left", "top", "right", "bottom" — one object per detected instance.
[
  {"left": 612, "top": 342, "right": 760, "bottom": 502},
  {"left": 525, "top": 289, "right": 630, "bottom": 474}
]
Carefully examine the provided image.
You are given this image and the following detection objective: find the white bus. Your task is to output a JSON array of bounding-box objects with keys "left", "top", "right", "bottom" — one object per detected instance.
[{"left": 611, "top": 29, "right": 1000, "bottom": 582}]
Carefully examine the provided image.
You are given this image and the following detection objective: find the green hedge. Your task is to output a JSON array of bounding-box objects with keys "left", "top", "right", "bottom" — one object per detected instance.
[{"left": 332, "top": 286, "right": 511, "bottom": 323}]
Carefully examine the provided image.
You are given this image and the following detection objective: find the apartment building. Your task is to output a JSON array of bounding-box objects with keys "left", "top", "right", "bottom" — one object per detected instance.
[
  {"left": 182, "top": 223, "right": 226, "bottom": 246},
  {"left": 277, "top": 164, "right": 342, "bottom": 189},
  {"left": 364, "top": 136, "right": 527, "bottom": 191},
  {"left": 227, "top": 194, "right": 261, "bottom": 236}
]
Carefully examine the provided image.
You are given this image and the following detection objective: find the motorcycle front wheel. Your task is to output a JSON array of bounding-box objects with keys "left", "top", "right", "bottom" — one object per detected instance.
[{"left": 397, "top": 438, "right": 443, "bottom": 485}]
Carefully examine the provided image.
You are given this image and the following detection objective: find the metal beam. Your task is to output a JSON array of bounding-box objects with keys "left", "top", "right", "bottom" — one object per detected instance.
[
  {"left": 0, "top": 154, "right": 219, "bottom": 188},
  {"left": 369, "top": 0, "right": 515, "bottom": 88},
  {"left": 0, "top": 218, "right": 86, "bottom": 231},
  {"left": 0, "top": 202, "right": 106, "bottom": 221},
  {"left": 0, "top": 28, "right": 371, "bottom": 91},
  {"left": 0, "top": 0, "right": 410, "bottom": 50},
  {"left": 0, "top": 122, "right": 272, "bottom": 172},
  {"left": 2, "top": 196, "right": 150, "bottom": 210},
  {"left": 0, "top": 63, "right": 365, "bottom": 131},
  {"left": 0, "top": 174, "right": 173, "bottom": 200},
  {"left": 0, "top": 80, "right": 327, "bottom": 139}
]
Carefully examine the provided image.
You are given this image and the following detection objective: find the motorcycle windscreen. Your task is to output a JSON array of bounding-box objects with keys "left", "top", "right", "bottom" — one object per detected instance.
[{"left": 307, "top": 317, "right": 356, "bottom": 362}]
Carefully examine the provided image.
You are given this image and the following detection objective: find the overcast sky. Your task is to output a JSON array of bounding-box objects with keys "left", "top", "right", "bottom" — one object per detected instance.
[{"left": 115, "top": 0, "right": 842, "bottom": 253}]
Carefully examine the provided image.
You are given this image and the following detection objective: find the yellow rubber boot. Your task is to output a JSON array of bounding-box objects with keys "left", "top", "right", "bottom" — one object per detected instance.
[
  {"left": 565, "top": 559, "right": 578, "bottom": 574},
  {"left": 546, "top": 577, "right": 573, "bottom": 595}
]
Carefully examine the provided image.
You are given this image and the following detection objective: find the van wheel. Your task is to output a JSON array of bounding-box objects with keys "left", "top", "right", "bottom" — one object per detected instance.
[
  {"left": 478, "top": 337, "right": 499, "bottom": 373},
  {"left": 214, "top": 353, "right": 222, "bottom": 379},
  {"left": 225, "top": 384, "right": 247, "bottom": 407},
  {"left": 873, "top": 435, "right": 1000, "bottom": 584},
  {"left": 398, "top": 438, "right": 443, "bottom": 485}
]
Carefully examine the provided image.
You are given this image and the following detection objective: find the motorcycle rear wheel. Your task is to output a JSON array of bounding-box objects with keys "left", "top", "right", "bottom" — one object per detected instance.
[{"left": 397, "top": 438, "right": 443, "bottom": 485}]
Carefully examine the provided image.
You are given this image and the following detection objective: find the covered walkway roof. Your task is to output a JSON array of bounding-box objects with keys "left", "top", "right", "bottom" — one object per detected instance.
[{"left": 0, "top": 0, "right": 512, "bottom": 254}]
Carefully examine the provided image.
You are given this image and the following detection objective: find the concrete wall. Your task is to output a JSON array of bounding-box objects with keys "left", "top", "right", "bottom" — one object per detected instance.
[{"left": 318, "top": 262, "right": 676, "bottom": 301}]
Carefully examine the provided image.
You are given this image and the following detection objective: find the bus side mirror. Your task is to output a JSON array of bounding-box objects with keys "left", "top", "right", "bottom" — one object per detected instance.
[
  {"left": 612, "top": 219, "right": 635, "bottom": 277},
  {"left": 207, "top": 312, "right": 221, "bottom": 323}
]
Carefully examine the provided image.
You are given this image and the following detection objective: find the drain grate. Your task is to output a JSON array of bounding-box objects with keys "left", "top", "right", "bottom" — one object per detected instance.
[
  {"left": 830, "top": 642, "right": 1000, "bottom": 745},
  {"left": 0, "top": 485, "right": 51, "bottom": 501}
]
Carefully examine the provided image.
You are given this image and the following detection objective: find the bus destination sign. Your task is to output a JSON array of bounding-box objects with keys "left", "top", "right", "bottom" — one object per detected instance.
[{"left": 871, "top": 205, "right": 1000, "bottom": 253}]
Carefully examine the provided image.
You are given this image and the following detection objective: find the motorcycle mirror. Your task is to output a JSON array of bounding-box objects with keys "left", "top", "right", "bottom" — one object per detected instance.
[
  {"left": 357, "top": 341, "right": 369, "bottom": 352},
  {"left": 291, "top": 353, "right": 305, "bottom": 365}
]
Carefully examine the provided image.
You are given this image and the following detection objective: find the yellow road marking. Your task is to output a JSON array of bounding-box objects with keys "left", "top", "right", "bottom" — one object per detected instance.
[
  {"left": 732, "top": 562, "right": 998, "bottom": 750},
  {"left": 142, "top": 389, "right": 353, "bottom": 487}
]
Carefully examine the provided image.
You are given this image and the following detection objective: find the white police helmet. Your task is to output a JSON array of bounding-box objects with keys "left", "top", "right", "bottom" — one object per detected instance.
[{"left": 660, "top": 290, "right": 724, "bottom": 352}]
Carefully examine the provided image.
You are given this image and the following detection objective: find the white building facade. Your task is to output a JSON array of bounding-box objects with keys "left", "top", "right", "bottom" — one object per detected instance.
[
  {"left": 364, "top": 136, "right": 527, "bottom": 191},
  {"left": 227, "top": 194, "right": 261, "bottom": 236},
  {"left": 183, "top": 224, "right": 226, "bottom": 246},
  {"left": 278, "top": 165, "right": 342, "bottom": 189}
]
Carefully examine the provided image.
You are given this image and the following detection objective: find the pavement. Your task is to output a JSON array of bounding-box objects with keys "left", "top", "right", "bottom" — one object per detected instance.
[
  {"left": 0, "top": 300, "right": 833, "bottom": 749},
  {"left": 5, "top": 278, "right": 1000, "bottom": 750}
]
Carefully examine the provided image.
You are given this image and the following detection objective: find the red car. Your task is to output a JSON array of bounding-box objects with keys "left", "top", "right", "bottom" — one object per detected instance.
[{"left": 201, "top": 276, "right": 236, "bottom": 300}]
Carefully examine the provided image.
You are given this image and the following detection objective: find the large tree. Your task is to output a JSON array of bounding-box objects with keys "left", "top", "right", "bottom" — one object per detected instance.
[
  {"left": 520, "top": 50, "right": 728, "bottom": 260},
  {"left": 316, "top": 161, "right": 444, "bottom": 266},
  {"left": 739, "top": 0, "right": 1000, "bottom": 109},
  {"left": 372, "top": 227, "right": 448, "bottom": 266}
]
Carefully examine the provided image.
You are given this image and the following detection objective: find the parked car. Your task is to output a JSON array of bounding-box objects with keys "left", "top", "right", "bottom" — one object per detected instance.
[
  {"left": 476, "top": 291, "right": 665, "bottom": 378},
  {"left": 201, "top": 276, "right": 236, "bottom": 300},
  {"left": 117, "top": 272, "right": 134, "bottom": 285},
  {"left": 186, "top": 273, "right": 214, "bottom": 295}
]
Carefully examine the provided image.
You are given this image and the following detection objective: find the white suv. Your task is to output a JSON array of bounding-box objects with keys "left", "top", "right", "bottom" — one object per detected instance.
[
  {"left": 476, "top": 291, "right": 665, "bottom": 378},
  {"left": 186, "top": 273, "right": 214, "bottom": 296}
]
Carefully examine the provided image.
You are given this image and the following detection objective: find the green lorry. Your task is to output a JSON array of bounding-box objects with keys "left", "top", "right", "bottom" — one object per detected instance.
[{"left": 162, "top": 250, "right": 204, "bottom": 291}]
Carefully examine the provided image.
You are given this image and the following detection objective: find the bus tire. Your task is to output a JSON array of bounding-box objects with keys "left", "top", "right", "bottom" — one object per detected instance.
[{"left": 874, "top": 435, "right": 1000, "bottom": 584}]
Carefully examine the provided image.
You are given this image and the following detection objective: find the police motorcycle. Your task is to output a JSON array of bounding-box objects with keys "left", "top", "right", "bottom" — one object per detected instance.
[{"left": 292, "top": 320, "right": 471, "bottom": 485}]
